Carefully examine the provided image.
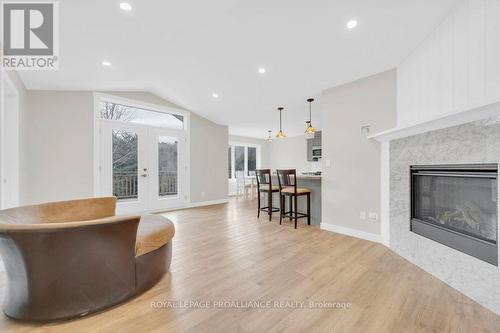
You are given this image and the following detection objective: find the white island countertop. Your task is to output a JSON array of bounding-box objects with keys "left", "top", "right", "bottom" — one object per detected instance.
[
  {"left": 296, "top": 175, "right": 322, "bottom": 180},
  {"left": 270, "top": 174, "right": 321, "bottom": 180}
]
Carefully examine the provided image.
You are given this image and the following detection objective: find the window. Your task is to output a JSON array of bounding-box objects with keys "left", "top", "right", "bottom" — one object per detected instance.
[
  {"left": 99, "top": 101, "right": 184, "bottom": 130},
  {"left": 228, "top": 147, "right": 232, "bottom": 178},
  {"left": 247, "top": 147, "right": 256, "bottom": 176},
  {"left": 112, "top": 130, "right": 138, "bottom": 201},
  {"left": 235, "top": 146, "right": 245, "bottom": 173},
  {"left": 158, "top": 136, "right": 178, "bottom": 197},
  {"left": 227, "top": 143, "right": 261, "bottom": 179}
]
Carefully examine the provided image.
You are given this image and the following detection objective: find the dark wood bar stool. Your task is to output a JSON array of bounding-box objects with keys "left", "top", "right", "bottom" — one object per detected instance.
[
  {"left": 276, "top": 169, "right": 311, "bottom": 229},
  {"left": 255, "top": 169, "right": 280, "bottom": 221}
]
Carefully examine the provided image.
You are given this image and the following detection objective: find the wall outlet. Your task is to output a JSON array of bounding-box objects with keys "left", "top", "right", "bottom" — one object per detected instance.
[
  {"left": 368, "top": 212, "right": 378, "bottom": 221},
  {"left": 325, "top": 159, "right": 331, "bottom": 168},
  {"left": 361, "top": 125, "right": 371, "bottom": 136},
  {"left": 201, "top": 191, "right": 205, "bottom": 197},
  {"left": 359, "top": 211, "right": 366, "bottom": 220}
]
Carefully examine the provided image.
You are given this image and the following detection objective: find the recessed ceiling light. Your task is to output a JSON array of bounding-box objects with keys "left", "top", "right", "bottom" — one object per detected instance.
[
  {"left": 101, "top": 60, "right": 112, "bottom": 67},
  {"left": 212, "top": 93, "right": 219, "bottom": 98},
  {"left": 346, "top": 19, "right": 358, "bottom": 29},
  {"left": 119, "top": 2, "right": 133, "bottom": 12},
  {"left": 258, "top": 68, "right": 266, "bottom": 74}
]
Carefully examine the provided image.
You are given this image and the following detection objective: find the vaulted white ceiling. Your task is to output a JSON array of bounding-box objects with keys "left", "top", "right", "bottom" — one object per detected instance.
[{"left": 18, "top": 0, "right": 460, "bottom": 138}]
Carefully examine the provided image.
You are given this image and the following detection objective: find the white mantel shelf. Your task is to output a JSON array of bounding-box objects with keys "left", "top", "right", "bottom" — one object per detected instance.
[{"left": 369, "top": 100, "right": 500, "bottom": 142}]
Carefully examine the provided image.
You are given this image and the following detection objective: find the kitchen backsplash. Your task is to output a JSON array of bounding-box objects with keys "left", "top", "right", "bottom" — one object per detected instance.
[{"left": 307, "top": 161, "right": 322, "bottom": 173}]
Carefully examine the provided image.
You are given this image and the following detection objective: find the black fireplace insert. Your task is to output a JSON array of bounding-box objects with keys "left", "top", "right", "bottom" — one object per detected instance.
[{"left": 410, "top": 164, "right": 498, "bottom": 266}]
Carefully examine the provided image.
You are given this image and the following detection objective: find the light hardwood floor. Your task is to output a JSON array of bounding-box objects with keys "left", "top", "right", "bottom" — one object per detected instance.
[{"left": 1, "top": 198, "right": 499, "bottom": 332}]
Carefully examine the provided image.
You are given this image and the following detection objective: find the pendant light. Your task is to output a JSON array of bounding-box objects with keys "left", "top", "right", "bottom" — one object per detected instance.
[
  {"left": 276, "top": 107, "right": 286, "bottom": 138},
  {"left": 266, "top": 130, "right": 273, "bottom": 142},
  {"left": 305, "top": 98, "right": 316, "bottom": 135}
]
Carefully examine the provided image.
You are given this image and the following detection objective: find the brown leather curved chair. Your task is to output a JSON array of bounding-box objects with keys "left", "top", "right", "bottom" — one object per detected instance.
[{"left": 0, "top": 197, "right": 175, "bottom": 322}]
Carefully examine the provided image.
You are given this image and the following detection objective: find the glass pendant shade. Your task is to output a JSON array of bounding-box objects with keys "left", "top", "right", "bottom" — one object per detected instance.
[
  {"left": 305, "top": 121, "right": 315, "bottom": 135},
  {"left": 276, "top": 130, "right": 286, "bottom": 139},
  {"left": 266, "top": 130, "right": 273, "bottom": 142}
]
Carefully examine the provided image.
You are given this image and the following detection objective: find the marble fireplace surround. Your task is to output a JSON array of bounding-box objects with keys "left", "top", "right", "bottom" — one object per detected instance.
[{"left": 389, "top": 118, "right": 500, "bottom": 315}]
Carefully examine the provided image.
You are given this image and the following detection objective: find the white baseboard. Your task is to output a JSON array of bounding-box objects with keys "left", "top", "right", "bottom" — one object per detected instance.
[
  {"left": 187, "top": 198, "right": 229, "bottom": 208},
  {"left": 320, "top": 223, "right": 382, "bottom": 243},
  {"left": 149, "top": 198, "right": 229, "bottom": 214}
]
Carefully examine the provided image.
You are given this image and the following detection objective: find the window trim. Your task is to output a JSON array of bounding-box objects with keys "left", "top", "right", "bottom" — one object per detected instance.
[
  {"left": 95, "top": 94, "right": 187, "bottom": 130},
  {"left": 97, "top": 100, "right": 185, "bottom": 130},
  {"left": 228, "top": 141, "right": 261, "bottom": 179}
]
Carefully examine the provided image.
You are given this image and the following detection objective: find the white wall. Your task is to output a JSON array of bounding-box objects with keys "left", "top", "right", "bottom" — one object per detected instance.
[
  {"left": 398, "top": 0, "right": 500, "bottom": 127},
  {"left": 321, "top": 70, "right": 397, "bottom": 236},
  {"left": 190, "top": 113, "right": 228, "bottom": 203},
  {"left": 21, "top": 91, "right": 228, "bottom": 205},
  {"left": 267, "top": 135, "right": 321, "bottom": 174},
  {"left": 24, "top": 91, "right": 95, "bottom": 204}
]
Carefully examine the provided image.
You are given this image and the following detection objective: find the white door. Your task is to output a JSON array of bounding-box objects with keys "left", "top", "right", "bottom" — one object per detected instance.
[
  {"left": 148, "top": 127, "right": 187, "bottom": 211},
  {"left": 99, "top": 120, "right": 186, "bottom": 214}
]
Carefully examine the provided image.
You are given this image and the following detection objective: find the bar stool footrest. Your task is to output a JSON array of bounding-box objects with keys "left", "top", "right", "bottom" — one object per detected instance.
[
  {"left": 261, "top": 207, "right": 280, "bottom": 213},
  {"left": 282, "top": 211, "right": 309, "bottom": 219}
]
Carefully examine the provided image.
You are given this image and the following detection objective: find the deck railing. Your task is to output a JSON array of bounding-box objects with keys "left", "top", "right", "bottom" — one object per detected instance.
[
  {"left": 113, "top": 170, "right": 177, "bottom": 200},
  {"left": 159, "top": 171, "right": 178, "bottom": 196}
]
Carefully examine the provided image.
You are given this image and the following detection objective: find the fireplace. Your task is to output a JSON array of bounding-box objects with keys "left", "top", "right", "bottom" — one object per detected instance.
[{"left": 410, "top": 164, "right": 498, "bottom": 265}]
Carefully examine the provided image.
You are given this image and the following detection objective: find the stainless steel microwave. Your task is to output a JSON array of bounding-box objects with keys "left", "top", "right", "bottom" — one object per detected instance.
[{"left": 312, "top": 147, "right": 322, "bottom": 158}]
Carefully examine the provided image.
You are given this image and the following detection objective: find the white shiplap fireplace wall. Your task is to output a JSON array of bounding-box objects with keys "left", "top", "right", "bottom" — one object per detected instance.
[
  {"left": 397, "top": 0, "right": 500, "bottom": 127},
  {"left": 371, "top": 0, "right": 500, "bottom": 315}
]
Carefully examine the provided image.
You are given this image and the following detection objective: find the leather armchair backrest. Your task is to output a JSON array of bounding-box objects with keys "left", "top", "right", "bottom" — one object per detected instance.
[{"left": 0, "top": 197, "right": 117, "bottom": 225}]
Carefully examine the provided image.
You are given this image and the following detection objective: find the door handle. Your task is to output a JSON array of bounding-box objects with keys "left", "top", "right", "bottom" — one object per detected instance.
[{"left": 141, "top": 173, "right": 148, "bottom": 178}]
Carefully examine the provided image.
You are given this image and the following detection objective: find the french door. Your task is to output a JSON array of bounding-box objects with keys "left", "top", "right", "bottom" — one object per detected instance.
[{"left": 99, "top": 120, "right": 187, "bottom": 214}]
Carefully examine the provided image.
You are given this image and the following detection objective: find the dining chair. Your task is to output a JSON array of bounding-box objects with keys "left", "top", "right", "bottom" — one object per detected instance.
[
  {"left": 247, "top": 170, "right": 257, "bottom": 195},
  {"left": 235, "top": 171, "right": 251, "bottom": 197}
]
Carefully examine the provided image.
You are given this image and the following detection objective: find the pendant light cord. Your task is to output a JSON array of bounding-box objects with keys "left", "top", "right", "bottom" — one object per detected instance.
[
  {"left": 278, "top": 107, "right": 284, "bottom": 131},
  {"left": 280, "top": 110, "right": 282, "bottom": 130},
  {"left": 307, "top": 98, "right": 314, "bottom": 124}
]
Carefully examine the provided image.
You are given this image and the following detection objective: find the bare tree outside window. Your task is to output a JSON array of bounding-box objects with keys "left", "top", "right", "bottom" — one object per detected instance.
[
  {"left": 158, "top": 137, "right": 178, "bottom": 196},
  {"left": 112, "top": 130, "right": 138, "bottom": 200},
  {"left": 247, "top": 147, "right": 256, "bottom": 176},
  {"left": 100, "top": 102, "right": 137, "bottom": 122},
  {"left": 99, "top": 101, "right": 184, "bottom": 129},
  {"left": 235, "top": 146, "right": 245, "bottom": 172}
]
